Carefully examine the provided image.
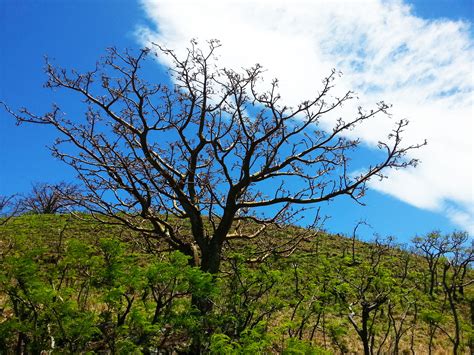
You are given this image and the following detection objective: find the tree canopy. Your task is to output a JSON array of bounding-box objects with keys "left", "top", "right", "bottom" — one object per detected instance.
[{"left": 2, "top": 40, "right": 425, "bottom": 277}]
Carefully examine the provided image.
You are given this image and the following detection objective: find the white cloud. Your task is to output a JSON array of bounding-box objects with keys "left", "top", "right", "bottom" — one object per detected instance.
[
  {"left": 138, "top": 0, "right": 474, "bottom": 233},
  {"left": 446, "top": 205, "right": 474, "bottom": 235}
]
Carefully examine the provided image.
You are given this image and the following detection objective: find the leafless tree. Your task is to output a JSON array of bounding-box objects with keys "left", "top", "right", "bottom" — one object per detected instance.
[
  {"left": 350, "top": 220, "right": 371, "bottom": 265},
  {"left": 0, "top": 195, "right": 20, "bottom": 225},
  {"left": 413, "top": 231, "right": 449, "bottom": 297},
  {"left": 2, "top": 40, "right": 424, "bottom": 311},
  {"left": 19, "top": 182, "right": 80, "bottom": 214},
  {"left": 339, "top": 237, "right": 394, "bottom": 355},
  {"left": 0, "top": 195, "right": 14, "bottom": 214},
  {"left": 440, "top": 232, "right": 473, "bottom": 355}
]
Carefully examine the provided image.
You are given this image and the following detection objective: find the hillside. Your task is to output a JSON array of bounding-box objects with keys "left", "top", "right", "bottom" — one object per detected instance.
[{"left": 1, "top": 214, "right": 472, "bottom": 354}]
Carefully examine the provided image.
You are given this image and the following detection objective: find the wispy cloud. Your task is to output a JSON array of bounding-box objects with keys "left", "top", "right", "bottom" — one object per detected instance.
[{"left": 138, "top": 0, "right": 473, "bottom": 233}]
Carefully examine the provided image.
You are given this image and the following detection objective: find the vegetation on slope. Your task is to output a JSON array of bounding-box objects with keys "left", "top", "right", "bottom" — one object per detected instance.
[{"left": 0, "top": 214, "right": 472, "bottom": 354}]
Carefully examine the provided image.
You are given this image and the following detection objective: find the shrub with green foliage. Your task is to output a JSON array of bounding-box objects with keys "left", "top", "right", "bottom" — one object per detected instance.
[{"left": 0, "top": 214, "right": 472, "bottom": 353}]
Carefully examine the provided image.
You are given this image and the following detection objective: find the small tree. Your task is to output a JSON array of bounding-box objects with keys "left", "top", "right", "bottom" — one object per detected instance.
[
  {"left": 19, "top": 182, "right": 80, "bottom": 214},
  {"left": 3, "top": 40, "right": 423, "bottom": 313},
  {"left": 0, "top": 195, "right": 20, "bottom": 225},
  {"left": 440, "top": 232, "right": 473, "bottom": 355},
  {"left": 336, "top": 237, "right": 395, "bottom": 355},
  {"left": 413, "top": 231, "right": 449, "bottom": 297},
  {"left": 416, "top": 231, "right": 473, "bottom": 355}
]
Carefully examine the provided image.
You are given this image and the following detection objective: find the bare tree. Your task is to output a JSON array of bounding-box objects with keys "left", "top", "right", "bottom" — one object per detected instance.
[
  {"left": 440, "top": 232, "right": 473, "bottom": 355},
  {"left": 413, "top": 231, "right": 449, "bottom": 297},
  {"left": 339, "top": 237, "right": 394, "bottom": 355},
  {"left": 0, "top": 195, "right": 15, "bottom": 214},
  {"left": 350, "top": 220, "right": 371, "bottom": 265},
  {"left": 0, "top": 195, "right": 20, "bottom": 225},
  {"left": 19, "top": 182, "right": 80, "bottom": 214},
  {"left": 2, "top": 40, "right": 423, "bottom": 306}
]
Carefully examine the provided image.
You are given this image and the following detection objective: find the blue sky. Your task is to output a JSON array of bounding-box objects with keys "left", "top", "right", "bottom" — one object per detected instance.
[{"left": 1, "top": 0, "right": 472, "bottom": 242}]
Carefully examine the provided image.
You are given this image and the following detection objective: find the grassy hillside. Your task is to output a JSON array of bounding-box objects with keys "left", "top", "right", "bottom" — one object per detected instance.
[{"left": 1, "top": 214, "right": 472, "bottom": 354}]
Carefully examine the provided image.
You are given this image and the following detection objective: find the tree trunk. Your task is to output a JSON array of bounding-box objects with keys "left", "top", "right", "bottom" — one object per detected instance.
[
  {"left": 443, "top": 264, "right": 460, "bottom": 354},
  {"left": 469, "top": 298, "right": 474, "bottom": 355},
  {"left": 192, "top": 241, "right": 221, "bottom": 313},
  {"left": 447, "top": 291, "right": 460, "bottom": 354},
  {"left": 361, "top": 307, "right": 371, "bottom": 355},
  {"left": 429, "top": 267, "right": 436, "bottom": 296},
  {"left": 427, "top": 323, "right": 436, "bottom": 355},
  {"left": 189, "top": 239, "right": 223, "bottom": 354},
  {"left": 15, "top": 332, "right": 25, "bottom": 355},
  {"left": 410, "top": 302, "right": 418, "bottom": 355}
]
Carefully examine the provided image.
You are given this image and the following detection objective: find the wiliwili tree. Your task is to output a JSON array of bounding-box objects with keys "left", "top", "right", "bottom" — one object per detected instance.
[
  {"left": 0, "top": 195, "right": 18, "bottom": 225},
  {"left": 336, "top": 237, "right": 395, "bottom": 355},
  {"left": 3, "top": 40, "right": 423, "bottom": 311},
  {"left": 19, "top": 182, "right": 81, "bottom": 214},
  {"left": 413, "top": 231, "right": 449, "bottom": 297},
  {"left": 440, "top": 232, "right": 473, "bottom": 354}
]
